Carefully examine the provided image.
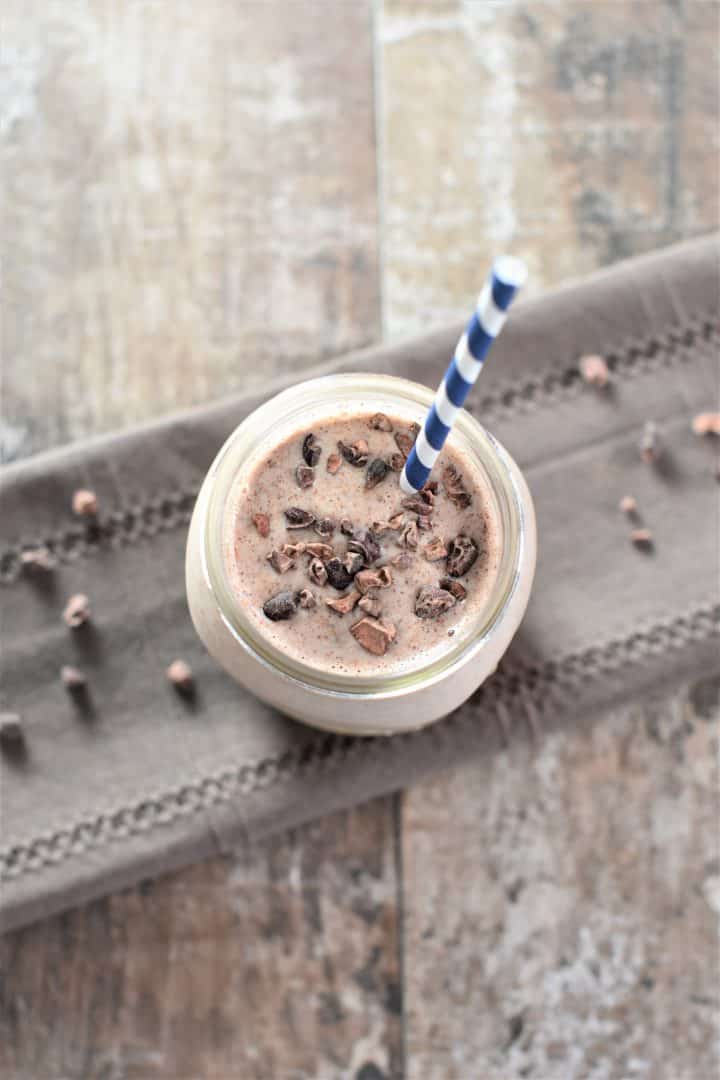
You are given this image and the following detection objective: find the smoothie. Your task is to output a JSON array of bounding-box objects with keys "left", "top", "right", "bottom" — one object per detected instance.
[
  {"left": 223, "top": 412, "right": 502, "bottom": 680},
  {"left": 185, "top": 373, "right": 536, "bottom": 735}
]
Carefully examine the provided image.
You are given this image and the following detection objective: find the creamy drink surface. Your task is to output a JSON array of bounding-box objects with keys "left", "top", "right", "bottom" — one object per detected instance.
[{"left": 222, "top": 413, "right": 503, "bottom": 679}]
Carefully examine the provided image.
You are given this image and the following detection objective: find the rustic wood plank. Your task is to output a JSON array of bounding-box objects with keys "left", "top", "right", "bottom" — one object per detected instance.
[
  {"left": 0, "top": 799, "right": 403, "bottom": 1080},
  {"left": 1, "top": 0, "right": 380, "bottom": 458},
  {"left": 401, "top": 681, "right": 720, "bottom": 1079},
  {"left": 379, "top": 0, "right": 719, "bottom": 336}
]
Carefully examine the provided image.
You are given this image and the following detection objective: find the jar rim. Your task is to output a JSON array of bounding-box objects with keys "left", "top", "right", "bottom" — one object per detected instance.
[{"left": 201, "top": 373, "right": 528, "bottom": 697}]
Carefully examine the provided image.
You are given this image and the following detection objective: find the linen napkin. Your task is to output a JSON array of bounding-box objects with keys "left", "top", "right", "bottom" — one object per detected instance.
[{"left": 1, "top": 236, "right": 718, "bottom": 932}]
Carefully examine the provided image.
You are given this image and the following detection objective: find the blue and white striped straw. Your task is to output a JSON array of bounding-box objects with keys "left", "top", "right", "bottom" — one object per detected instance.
[{"left": 400, "top": 256, "right": 527, "bottom": 495}]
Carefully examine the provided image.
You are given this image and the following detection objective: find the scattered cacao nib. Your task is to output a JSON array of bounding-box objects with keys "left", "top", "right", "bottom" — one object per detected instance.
[
  {"left": 438, "top": 576, "right": 467, "bottom": 602},
  {"left": 366, "top": 457, "right": 390, "bottom": 489},
  {"left": 0, "top": 713, "right": 23, "bottom": 745},
  {"left": 369, "top": 413, "right": 393, "bottom": 431},
  {"left": 325, "top": 589, "right": 361, "bottom": 615},
  {"left": 304, "top": 542, "right": 334, "bottom": 560},
  {"left": 394, "top": 430, "right": 415, "bottom": 457},
  {"left": 639, "top": 421, "right": 661, "bottom": 464},
  {"left": 401, "top": 495, "right": 433, "bottom": 517},
  {"left": 325, "top": 557, "right": 355, "bottom": 591},
  {"left": 340, "top": 518, "right": 354, "bottom": 536},
  {"left": 350, "top": 617, "right": 397, "bottom": 656},
  {"left": 579, "top": 354, "right": 610, "bottom": 388},
  {"left": 691, "top": 411, "right": 720, "bottom": 436},
  {"left": 280, "top": 542, "right": 307, "bottom": 558},
  {"left": 252, "top": 512, "right": 270, "bottom": 538},
  {"left": 358, "top": 594, "right": 382, "bottom": 617},
  {"left": 388, "top": 453, "right": 406, "bottom": 472},
  {"left": 61, "top": 665, "right": 87, "bottom": 689},
  {"left": 284, "top": 507, "right": 316, "bottom": 529},
  {"left": 414, "top": 585, "right": 457, "bottom": 619},
  {"left": 167, "top": 659, "right": 194, "bottom": 689},
  {"left": 400, "top": 521, "right": 419, "bottom": 550},
  {"left": 263, "top": 590, "right": 298, "bottom": 621},
  {"left": 390, "top": 552, "right": 414, "bottom": 570},
  {"left": 295, "top": 463, "right": 315, "bottom": 489},
  {"left": 372, "top": 512, "right": 405, "bottom": 536},
  {"left": 338, "top": 438, "right": 369, "bottom": 467},
  {"left": 377, "top": 566, "right": 393, "bottom": 588},
  {"left": 308, "top": 558, "right": 328, "bottom": 587},
  {"left": 423, "top": 536, "right": 448, "bottom": 561},
  {"left": 619, "top": 495, "right": 638, "bottom": 515},
  {"left": 442, "top": 464, "right": 472, "bottom": 509},
  {"left": 314, "top": 517, "right": 336, "bottom": 539},
  {"left": 326, "top": 453, "right": 342, "bottom": 475},
  {"left": 20, "top": 546, "right": 56, "bottom": 572},
  {"left": 302, "top": 432, "right": 322, "bottom": 467},
  {"left": 63, "top": 593, "right": 90, "bottom": 629},
  {"left": 631, "top": 528, "right": 653, "bottom": 548},
  {"left": 446, "top": 534, "right": 479, "bottom": 577},
  {"left": 296, "top": 588, "right": 317, "bottom": 610},
  {"left": 72, "top": 489, "right": 98, "bottom": 517},
  {"left": 348, "top": 529, "right": 381, "bottom": 565},
  {"left": 355, "top": 568, "right": 392, "bottom": 594},
  {"left": 416, "top": 515, "right": 433, "bottom": 532},
  {"left": 343, "top": 552, "right": 365, "bottom": 577},
  {"left": 267, "top": 549, "right": 295, "bottom": 574}
]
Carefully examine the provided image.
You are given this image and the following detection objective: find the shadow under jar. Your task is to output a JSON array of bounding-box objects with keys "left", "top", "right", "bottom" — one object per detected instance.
[{"left": 186, "top": 374, "right": 536, "bottom": 736}]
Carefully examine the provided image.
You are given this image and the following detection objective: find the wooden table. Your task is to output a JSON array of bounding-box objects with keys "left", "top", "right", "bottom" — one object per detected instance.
[{"left": 2, "top": 3, "right": 718, "bottom": 1077}]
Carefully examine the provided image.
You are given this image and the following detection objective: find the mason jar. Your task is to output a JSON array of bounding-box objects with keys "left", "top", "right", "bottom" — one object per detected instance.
[{"left": 186, "top": 373, "right": 536, "bottom": 736}]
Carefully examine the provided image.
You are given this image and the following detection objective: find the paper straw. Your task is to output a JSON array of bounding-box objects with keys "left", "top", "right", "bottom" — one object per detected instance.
[{"left": 400, "top": 256, "right": 527, "bottom": 495}]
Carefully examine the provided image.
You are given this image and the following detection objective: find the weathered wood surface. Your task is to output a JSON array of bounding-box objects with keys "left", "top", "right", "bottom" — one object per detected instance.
[
  {"left": 380, "top": 0, "right": 719, "bottom": 335},
  {"left": 2, "top": 0, "right": 380, "bottom": 457},
  {"left": 1, "top": 0, "right": 719, "bottom": 1077},
  {"left": 402, "top": 682, "right": 720, "bottom": 1080},
  {"left": 1, "top": 801, "right": 404, "bottom": 1080}
]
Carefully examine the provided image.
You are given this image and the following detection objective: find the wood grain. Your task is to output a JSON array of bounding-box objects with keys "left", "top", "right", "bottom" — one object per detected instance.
[
  {"left": 0, "top": 800, "right": 403, "bottom": 1080},
  {"left": 379, "top": 0, "right": 719, "bottom": 336},
  {"left": 402, "top": 682, "right": 720, "bottom": 1080},
  {"left": 1, "top": 0, "right": 380, "bottom": 457}
]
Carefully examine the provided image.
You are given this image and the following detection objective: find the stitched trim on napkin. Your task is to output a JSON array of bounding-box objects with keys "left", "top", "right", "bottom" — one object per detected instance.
[{"left": 1, "top": 602, "right": 716, "bottom": 883}]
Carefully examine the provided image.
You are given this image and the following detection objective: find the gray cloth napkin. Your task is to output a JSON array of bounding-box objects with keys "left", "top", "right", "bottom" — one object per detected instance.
[{"left": 1, "top": 237, "right": 718, "bottom": 933}]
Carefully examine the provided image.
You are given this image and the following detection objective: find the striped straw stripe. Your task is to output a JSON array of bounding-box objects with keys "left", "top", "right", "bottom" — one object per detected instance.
[{"left": 400, "top": 256, "right": 527, "bottom": 494}]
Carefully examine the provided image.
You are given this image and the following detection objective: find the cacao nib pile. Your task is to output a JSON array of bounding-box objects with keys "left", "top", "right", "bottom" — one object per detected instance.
[{"left": 256, "top": 415, "right": 481, "bottom": 658}]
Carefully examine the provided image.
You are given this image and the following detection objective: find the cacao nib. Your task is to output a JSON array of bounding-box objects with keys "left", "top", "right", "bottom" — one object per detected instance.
[
  {"left": 314, "top": 517, "right": 336, "bottom": 539},
  {"left": 325, "top": 557, "right": 355, "bottom": 591},
  {"left": 365, "top": 458, "right": 390, "bottom": 489},
  {"left": 369, "top": 413, "right": 393, "bottom": 431},
  {"left": 252, "top": 512, "right": 270, "bottom": 538},
  {"left": 326, "top": 453, "right": 342, "bottom": 474},
  {"left": 401, "top": 495, "right": 433, "bottom": 517},
  {"left": 442, "top": 464, "right": 472, "bottom": 509},
  {"left": 400, "top": 521, "right": 419, "bottom": 550},
  {"left": 343, "top": 552, "right": 365, "bottom": 577},
  {"left": 295, "top": 463, "right": 315, "bottom": 489},
  {"left": 267, "top": 549, "right": 295, "bottom": 574},
  {"left": 414, "top": 585, "right": 456, "bottom": 619},
  {"left": 348, "top": 529, "right": 381, "bottom": 566},
  {"left": 350, "top": 617, "right": 397, "bottom": 656},
  {"left": 308, "top": 558, "right": 328, "bottom": 586},
  {"left": 423, "top": 536, "right": 448, "bottom": 561},
  {"left": 439, "top": 576, "right": 467, "bottom": 601},
  {"left": 302, "top": 433, "right": 322, "bottom": 467},
  {"left": 446, "top": 534, "right": 479, "bottom": 577},
  {"left": 263, "top": 590, "right": 298, "bottom": 621},
  {"left": 338, "top": 439, "right": 369, "bottom": 467},
  {"left": 358, "top": 594, "right": 382, "bottom": 617},
  {"left": 340, "top": 518, "right": 354, "bottom": 536},
  {"left": 325, "top": 589, "right": 361, "bottom": 615},
  {"left": 388, "top": 453, "right": 406, "bottom": 472},
  {"left": 297, "top": 588, "right": 317, "bottom": 609},
  {"left": 284, "top": 507, "right": 315, "bottom": 529},
  {"left": 304, "top": 542, "right": 334, "bottom": 560}
]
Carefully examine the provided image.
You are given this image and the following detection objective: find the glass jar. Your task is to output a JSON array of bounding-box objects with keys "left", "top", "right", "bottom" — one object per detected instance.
[{"left": 186, "top": 373, "right": 536, "bottom": 736}]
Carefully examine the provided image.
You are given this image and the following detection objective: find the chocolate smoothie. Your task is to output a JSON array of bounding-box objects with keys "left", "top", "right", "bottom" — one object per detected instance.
[{"left": 222, "top": 412, "right": 503, "bottom": 679}]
